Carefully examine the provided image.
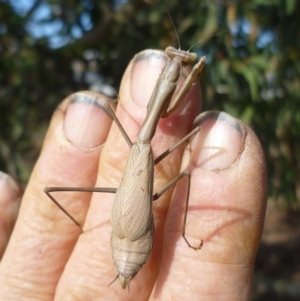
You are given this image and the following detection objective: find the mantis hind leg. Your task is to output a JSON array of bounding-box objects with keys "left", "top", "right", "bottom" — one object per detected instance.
[{"left": 153, "top": 169, "right": 203, "bottom": 250}]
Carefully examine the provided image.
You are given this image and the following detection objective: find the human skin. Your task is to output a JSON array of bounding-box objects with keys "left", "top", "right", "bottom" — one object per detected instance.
[
  {"left": 0, "top": 172, "right": 22, "bottom": 260},
  {"left": 0, "top": 49, "right": 267, "bottom": 300}
]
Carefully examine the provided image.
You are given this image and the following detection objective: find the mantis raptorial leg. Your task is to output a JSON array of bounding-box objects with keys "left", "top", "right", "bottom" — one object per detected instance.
[{"left": 44, "top": 47, "right": 206, "bottom": 289}]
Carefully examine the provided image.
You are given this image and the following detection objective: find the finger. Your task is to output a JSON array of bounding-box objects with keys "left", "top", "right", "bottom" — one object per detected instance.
[
  {"left": 0, "top": 91, "right": 114, "bottom": 300},
  {"left": 0, "top": 172, "right": 22, "bottom": 260},
  {"left": 153, "top": 112, "right": 267, "bottom": 300},
  {"left": 55, "top": 50, "right": 202, "bottom": 300}
]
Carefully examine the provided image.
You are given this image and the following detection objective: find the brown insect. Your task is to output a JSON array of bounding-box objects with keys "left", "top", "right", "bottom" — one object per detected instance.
[{"left": 45, "top": 46, "right": 206, "bottom": 289}]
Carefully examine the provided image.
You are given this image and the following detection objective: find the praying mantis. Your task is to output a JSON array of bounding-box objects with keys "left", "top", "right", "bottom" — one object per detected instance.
[{"left": 44, "top": 46, "right": 206, "bottom": 290}]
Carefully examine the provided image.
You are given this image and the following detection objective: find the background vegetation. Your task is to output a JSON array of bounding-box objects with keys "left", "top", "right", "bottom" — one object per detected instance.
[{"left": 0, "top": 0, "right": 299, "bottom": 299}]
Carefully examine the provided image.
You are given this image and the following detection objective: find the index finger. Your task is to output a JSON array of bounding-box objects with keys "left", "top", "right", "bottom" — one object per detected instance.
[{"left": 0, "top": 90, "right": 114, "bottom": 300}]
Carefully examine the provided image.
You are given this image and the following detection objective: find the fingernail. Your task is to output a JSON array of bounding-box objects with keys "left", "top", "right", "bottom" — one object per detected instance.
[
  {"left": 64, "top": 92, "right": 114, "bottom": 149},
  {"left": 131, "top": 50, "right": 168, "bottom": 108},
  {"left": 191, "top": 111, "right": 246, "bottom": 170},
  {"left": 0, "top": 172, "right": 20, "bottom": 205}
]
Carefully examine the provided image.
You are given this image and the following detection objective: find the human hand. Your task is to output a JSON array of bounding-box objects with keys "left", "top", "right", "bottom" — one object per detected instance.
[
  {"left": 0, "top": 172, "right": 21, "bottom": 260},
  {"left": 0, "top": 50, "right": 267, "bottom": 300}
]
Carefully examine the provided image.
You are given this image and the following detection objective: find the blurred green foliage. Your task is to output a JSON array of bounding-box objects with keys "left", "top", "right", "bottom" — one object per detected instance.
[{"left": 0, "top": 0, "right": 299, "bottom": 206}]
